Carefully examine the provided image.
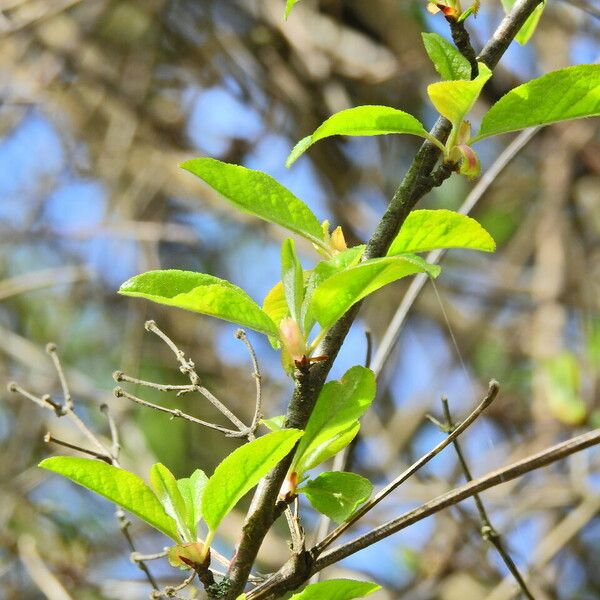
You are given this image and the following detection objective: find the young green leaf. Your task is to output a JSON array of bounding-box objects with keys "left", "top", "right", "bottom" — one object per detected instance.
[
  {"left": 387, "top": 209, "right": 495, "bottom": 255},
  {"left": 181, "top": 158, "right": 325, "bottom": 248},
  {"left": 39, "top": 457, "right": 179, "bottom": 540},
  {"left": 422, "top": 32, "right": 471, "bottom": 81},
  {"left": 119, "top": 270, "right": 278, "bottom": 338},
  {"left": 202, "top": 429, "right": 303, "bottom": 533},
  {"left": 285, "top": 0, "right": 300, "bottom": 18},
  {"left": 291, "top": 366, "right": 375, "bottom": 476},
  {"left": 427, "top": 63, "right": 491, "bottom": 127},
  {"left": 474, "top": 64, "right": 600, "bottom": 142},
  {"left": 500, "top": 0, "right": 544, "bottom": 45},
  {"left": 307, "top": 255, "right": 441, "bottom": 330},
  {"left": 302, "top": 245, "right": 365, "bottom": 333},
  {"left": 151, "top": 463, "right": 193, "bottom": 541},
  {"left": 286, "top": 106, "right": 441, "bottom": 167},
  {"left": 177, "top": 469, "right": 208, "bottom": 538},
  {"left": 281, "top": 238, "right": 304, "bottom": 323},
  {"left": 299, "top": 471, "right": 373, "bottom": 523},
  {"left": 289, "top": 579, "right": 381, "bottom": 600}
]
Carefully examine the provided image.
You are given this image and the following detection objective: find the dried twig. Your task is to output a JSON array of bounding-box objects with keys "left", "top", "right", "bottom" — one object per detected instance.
[
  {"left": 235, "top": 329, "right": 263, "bottom": 439},
  {"left": 438, "top": 397, "right": 535, "bottom": 600}
]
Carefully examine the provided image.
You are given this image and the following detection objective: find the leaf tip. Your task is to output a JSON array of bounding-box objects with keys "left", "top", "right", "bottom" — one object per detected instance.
[{"left": 286, "top": 136, "right": 313, "bottom": 168}]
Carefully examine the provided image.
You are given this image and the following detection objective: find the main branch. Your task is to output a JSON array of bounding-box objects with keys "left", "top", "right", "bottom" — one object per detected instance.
[{"left": 224, "top": 0, "right": 545, "bottom": 597}]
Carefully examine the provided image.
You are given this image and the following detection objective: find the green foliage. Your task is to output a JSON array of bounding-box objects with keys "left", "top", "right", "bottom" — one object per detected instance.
[
  {"left": 181, "top": 158, "right": 326, "bottom": 250},
  {"left": 474, "top": 65, "right": 600, "bottom": 142},
  {"left": 150, "top": 463, "right": 193, "bottom": 541},
  {"left": 307, "top": 255, "right": 440, "bottom": 330},
  {"left": 500, "top": 0, "right": 545, "bottom": 45},
  {"left": 39, "top": 457, "right": 180, "bottom": 540},
  {"left": 289, "top": 579, "right": 381, "bottom": 599},
  {"left": 422, "top": 32, "right": 471, "bottom": 81},
  {"left": 427, "top": 63, "right": 491, "bottom": 128},
  {"left": 387, "top": 209, "right": 496, "bottom": 255},
  {"left": 281, "top": 239, "right": 305, "bottom": 323},
  {"left": 299, "top": 471, "right": 372, "bottom": 523},
  {"left": 285, "top": 0, "right": 300, "bottom": 19},
  {"left": 176, "top": 469, "right": 208, "bottom": 539},
  {"left": 119, "top": 270, "right": 278, "bottom": 338},
  {"left": 291, "top": 366, "right": 375, "bottom": 476},
  {"left": 286, "top": 105, "right": 443, "bottom": 167},
  {"left": 202, "top": 429, "right": 303, "bottom": 533}
]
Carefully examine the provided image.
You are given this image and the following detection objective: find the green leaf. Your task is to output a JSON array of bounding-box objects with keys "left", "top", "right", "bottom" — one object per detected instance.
[
  {"left": 500, "top": 0, "right": 544, "bottom": 45},
  {"left": 177, "top": 469, "right": 208, "bottom": 538},
  {"left": 39, "top": 457, "right": 179, "bottom": 540},
  {"left": 202, "top": 429, "right": 303, "bottom": 533},
  {"left": 285, "top": 0, "right": 300, "bottom": 18},
  {"left": 302, "top": 245, "right": 365, "bottom": 333},
  {"left": 427, "top": 63, "right": 492, "bottom": 127},
  {"left": 474, "top": 65, "right": 600, "bottom": 142},
  {"left": 307, "top": 255, "right": 441, "bottom": 330},
  {"left": 261, "top": 415, "right": 286, "bottom": 431},
  {"left": 299, "top": 471, "right": 373, "bottom": 523},
  {"left": 289, "top": 579, "right": 381, "bottom": 600},
  {"left": 181, "top": 158, "right": 325, "bottom": 248},
  {"left": 286, "top": 106, "right": 436, "bottom": 167},
  {"left": 291, "top": 366, "right": 375, "bottom": 476},
  {"left": 151, "top": 463, "right": 192, "bottom": 541},
  {"left": 422, "top": 32, "right": 471, "bottom": 81},
  {"left": 387, "top": 209, "right": 495, "bottom": 255},
  {"left": 119, "top": 270, "right": 278, "bottom": 338},
  {"left": 281, "top": 239, "right": 304, "bottom": 323}
]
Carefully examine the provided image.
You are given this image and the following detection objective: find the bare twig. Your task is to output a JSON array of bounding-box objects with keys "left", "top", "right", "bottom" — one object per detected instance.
[
  {"left": 439, "top": 398, "right": 535, "bottom": 600},
  {"left": 43, "top": 432, "right": 112, "bottom": 463},
  {"left": 100, "top": 403, "right": 121, "bottom": 459},
  {"left": 235, "top": 329, "right": 263, "bottom": 439},
  {"left": 445, "top": 16, "right": 479, "bottom": 78},
  {"left": 313, "top": 428, "right": 600, "bottom": 573},
  {"left": 9, "top": 346, "right": 160, "bottom": 591},
  {"left": 150, "top": 572, "right": 196, "bottom": 599},
  {"left": 314, "top": 381, "right": 499, "bottom": 554},
  {"left": 113, "top": 386, "right": 240, "bottom": 436}
]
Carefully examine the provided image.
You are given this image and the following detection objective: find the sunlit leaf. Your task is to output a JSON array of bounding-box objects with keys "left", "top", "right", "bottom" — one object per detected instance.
[
  {"left": 181, "top": 158, "right": 325, "bottom": 248},
  {"left": 289, "top": 579, "right": 381, "bottom": 600},
  {"left": 302, "top": 245, "right": 365, "bottom": 333},
  {"left": 299, "top": 471, "right": 373, "bottom": 523},
  {"left": 151, "top": 463, "right": 192, "bottom": 541},
  {"left": 307, "top": 255, "right": 441, "bottom": 329},
  {"left": 286, "top": 106, "right": 435, "bottom": 167},
  {"left": 291, "top": 366, "right": 375, "bottom": 476},
  {"left": 285, "top": 0, "right": 301, "bottom": 18},
  {"left": 261, "top": 415, "right": 286, "bottom": 431},
  {"left": 427, "top": 63, "right": 491, "bottom": 126},
  {"left": 202, "top": 429, "right": 303, "bottom": 532},
  {"left": 281, "top": 238, "right": 304, "bottom": 323},
  {"left": 474, "top": 65, "right": 600, "bottom": 142},
  {"left": 177, "top": 469, "right": 208, "bottom": 537},
  {"left": 39, "top": 457, "right": 179, "bottom": 540},
  {"left": 422, "top": 32, "right": 471, "bottom": 81},
  {"left": 387, "top": 210, "right": 495, "bottom": 255},
  {"left": 119, "top": 270, "right": 278, "bottom": 338}
]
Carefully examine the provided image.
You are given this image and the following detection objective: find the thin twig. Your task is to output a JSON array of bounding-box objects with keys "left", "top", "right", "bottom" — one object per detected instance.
[
  {"left": 150, "top": 572, "right": 196, "bottom": 599},
  {"left": 113, "top": 386, "right": 240, "bottom": 436},
  {"left": 236, "top": 329, "right": 263, "bottom": 439},
  {"left": 143, "top": 320, "right": 250, "bottom": 434},
  {"left": 246, "top": 427, "right": 600, "bottom": 600},
  {"left": 313, "top": 428, "right": 600, "bottom": 573},
  {"left": 43, "top": 432, "right": 112, "bottom": 463},
  {"left": 100, "top": 403, "right": 121, "bottom": 459},
  {"left": 10, "top": 346, "right": 160, "bottom": 591},
  {"left": 314, "top": 380, "right": 499, "bottom": 554},
  {"left": 439, "top": 398, "right": 535, "bottom": 600}
]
